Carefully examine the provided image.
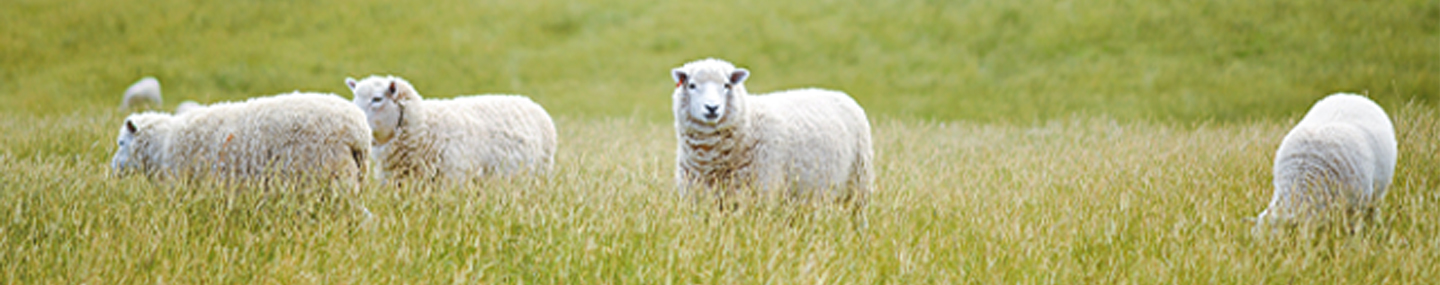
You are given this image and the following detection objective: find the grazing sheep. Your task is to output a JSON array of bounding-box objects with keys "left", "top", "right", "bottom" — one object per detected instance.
[
  {"left": 120, "top": 77, "right": 162, "bottom": 110},
  {"left": 1254, "top": 93, "right": 1397, "bottom": 235},
  {"left": 175, "top": 100, "right": 204, "bottom": 114},
  {"left": 670, "top": 58, "right": 874, "bottom": 213},
  {"left": 111, "top": 92, "right": 371, "bottom": 191},
  {"left": 345, "top": 75, "right": 557, "bottom": 183}
]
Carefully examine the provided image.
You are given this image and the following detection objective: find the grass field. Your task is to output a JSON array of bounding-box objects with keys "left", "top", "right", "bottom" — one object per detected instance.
[
  {"left": 2, "top": 0, "right": 1438, "bottom": 283},
  {"left": 3, "top": 0, "right": 1436, "bottom": 122}
]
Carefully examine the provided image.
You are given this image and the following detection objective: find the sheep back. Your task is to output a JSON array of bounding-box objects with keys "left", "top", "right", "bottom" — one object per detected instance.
[
  {"left": 384, "top": 95, "right": 557, "bottom": 181},
  {"left": 120, "top": 77, "right": 162, "bottom": 110},
  {"left": 1257, "top": 93, "right": 1396, "bottom": 232},
  {"left": 746, "top": 89, "right": 874, "bottom": 198},
  {"left": 115, "top": 92, "right": 371, "bottom": 187}
]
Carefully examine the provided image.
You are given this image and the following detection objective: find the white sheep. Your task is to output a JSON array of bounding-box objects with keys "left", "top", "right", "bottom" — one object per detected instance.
[
  {"left": 670, "top": 58, "right": 874, "bottom": 212},
  {"left": 1254, "top": 93, "right": 1397, "bottom": 235},
  {"left": 111, "top": 92, "right": 372, "bottom": 191},
  {"left": 345, "top": 75, "right": 557, "bottom": 183},
  {"left": 120, "top": 77, "right": 162, "bottom": 110},
  {"left": 175, "top": 100, "right": 204, "bottom": 114}
]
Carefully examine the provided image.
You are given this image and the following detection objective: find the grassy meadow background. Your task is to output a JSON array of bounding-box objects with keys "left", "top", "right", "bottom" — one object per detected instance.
[{"left": 3, "top": 0, "right": 1438, "bottom": 283}]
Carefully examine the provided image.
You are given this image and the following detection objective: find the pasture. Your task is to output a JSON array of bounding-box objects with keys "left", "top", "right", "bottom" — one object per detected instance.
[{"left": 2, "top": 0, "right": 1437, "bottom": 283}]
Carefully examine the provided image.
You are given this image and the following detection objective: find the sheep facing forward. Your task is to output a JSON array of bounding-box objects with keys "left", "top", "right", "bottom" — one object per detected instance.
[
  {"left": 120, "top": 77, "right": 162, "bottom": 110},
  {"left": 345, "top": 75, "right": 557, "bottom": 183},
  {"left": 111, "top": 92, "right": 371, "bottom": 189},
  {"left": 1255, "top": 93, "right": 1397, "bottom": 235},
  {"left": 670, "top": 58, "right": 874, "bottom": 213}
]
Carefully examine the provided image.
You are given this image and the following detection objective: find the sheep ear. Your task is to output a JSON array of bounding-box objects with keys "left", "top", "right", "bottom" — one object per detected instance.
[
  {"left": 386, "top": 81, "right": 400, "bottom": 99},
  {"left": 124, "top": 119, "right": 138, "bottom": 134},
  {"left": 729, "top": 69, "right": 749, "bottom": 85},
  {"left": 671, "top": 69, "right": 688, "bottom": 85},
  {"left": 345, "top": 77, "right": 358, "bottom": 91}
]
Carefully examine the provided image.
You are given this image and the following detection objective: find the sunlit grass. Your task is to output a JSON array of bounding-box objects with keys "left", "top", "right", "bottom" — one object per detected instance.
[
  {"left": 3, "top": 106, "right": 1437, "bottom": 283},
  {"left": 2, "top": 0, "right": 1437, "bottom": 283}
]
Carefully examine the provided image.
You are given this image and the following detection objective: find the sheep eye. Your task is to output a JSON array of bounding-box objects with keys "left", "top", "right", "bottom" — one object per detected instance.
[
  {"left": 723, "top": 83, "right": 732, "bottom": 89},
  {"left": 687, "top": 83, "right": 696, "bottom": 89},
  {"left": 371, "top": 97, "right": 383, "bottom": 103}
]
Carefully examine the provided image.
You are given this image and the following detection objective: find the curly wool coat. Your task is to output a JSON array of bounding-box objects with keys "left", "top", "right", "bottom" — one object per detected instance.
[
  {"left": 347, "top": 75, "right": 557, "bottom": 183},
  {"left": 112, "top": 92, "right": 371, "bottom": 188},
  {"left": 1256, "top": 93, "right": 1397, "bottom": 232},
  {"left": 671, "top": 58, "right": 874, "bottom": 207}
]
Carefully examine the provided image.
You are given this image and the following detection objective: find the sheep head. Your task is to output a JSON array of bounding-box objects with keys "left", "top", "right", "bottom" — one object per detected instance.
[
  {"left": 672, "top": 58, "right": 749, "bottom": 129},
  {"left": 347, "top": 75, "right": 419, "bottom": 145},
  {"left": 111, "top": 113, "right": 168, "bottom": 178}
]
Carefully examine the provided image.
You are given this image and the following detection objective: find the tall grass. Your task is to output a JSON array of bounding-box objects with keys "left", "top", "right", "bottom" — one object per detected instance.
[
  {"left": 2, "top": 0, "right": 1437, "bottom": 283},
  {"left": 2, "top": 105, "right": 1437, "bottom": 283}
]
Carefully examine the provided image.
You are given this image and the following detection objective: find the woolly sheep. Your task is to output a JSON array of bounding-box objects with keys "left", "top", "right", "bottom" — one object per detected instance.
[
  {"left": 120, "top": 77, "right": 162, "bottom": 110},
  {"left": 175, "top": 100, "right": 204, "bottom": 114},
  {"left": 1254, "top": 93, "right": 1397, "bottom": 235},
  {"left": 345, "top": 75, "right": 557, "bottom": 183},
  {"left": 670, "top": 58, "right": 874, "bottom": 212},
  {"left": 111, "top": 92, "right": 371, "bottom": 190}
]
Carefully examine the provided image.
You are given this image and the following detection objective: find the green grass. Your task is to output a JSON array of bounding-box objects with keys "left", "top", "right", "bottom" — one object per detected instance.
[
  {"left": 4, "top": 107, "right": 1438, "bottom": 283},
  {"left": 2, "top": 0, "right": 1435, "bottom": 122},
  {"left": 2, "top": 0, "right": 1438, "bottom": 283}
]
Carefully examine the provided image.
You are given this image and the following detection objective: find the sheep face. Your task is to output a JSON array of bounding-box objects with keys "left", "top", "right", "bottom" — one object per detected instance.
[
  {"left": 672, "top": 61, "right": 749, "bottom": 127},
  {"left": 111, "top": 114, "right": 164, "bottom": 177},
  {"left": 347, "top": 76, "right": 411, "bottom": 145}
]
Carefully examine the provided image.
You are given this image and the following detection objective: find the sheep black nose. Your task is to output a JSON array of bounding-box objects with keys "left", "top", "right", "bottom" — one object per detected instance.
[{"left": 704, "top": 105, "right": 719, "bottom": 114}]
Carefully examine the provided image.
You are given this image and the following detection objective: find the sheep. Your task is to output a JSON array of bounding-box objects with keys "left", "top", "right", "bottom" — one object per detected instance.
[
  {"left": 175, "top": 100, "right": 204, "bottom": 114},
  {"left": 1254, "top": 93, "right": 1397, "bottom": 236},
  {"left": 344, "top": 75, "right": 557, "bottom": 183},
  {"left": 111, "top": 92, "right": 371, "bottom": 192},
  {"left": 120, "top": 77, "right": 162, "bottom": 110},
  {"left": 670, "top": 58, "right": 874, "bottom": 215}
]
